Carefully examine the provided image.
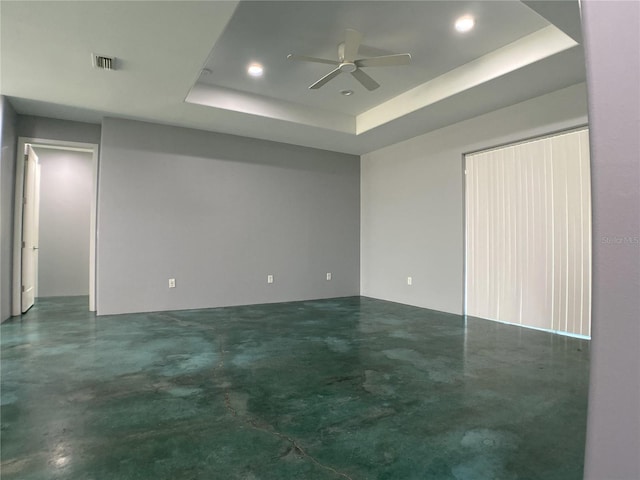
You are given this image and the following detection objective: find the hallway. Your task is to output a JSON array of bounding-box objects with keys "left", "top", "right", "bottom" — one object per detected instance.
[{"left": 1, "top": 297, "right": 589, "bottom": 479}]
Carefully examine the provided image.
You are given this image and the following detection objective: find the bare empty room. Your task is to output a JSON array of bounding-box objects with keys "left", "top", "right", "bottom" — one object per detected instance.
[{"left": 1, "top": 1, "right": 638, "bottom": 479}]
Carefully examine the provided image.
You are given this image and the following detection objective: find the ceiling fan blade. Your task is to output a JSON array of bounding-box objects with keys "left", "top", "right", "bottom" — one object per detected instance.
[
  {"left": 309, "top": 67, "right": 342, "bottom": 89},
  {"left": 356, "top": 53, "right": 412, "bottom": 68},
  {"left": 351, "top": 69, "right": 380, "bottom": 91},
  {"left": 287, "top": 54, "right": 340, "bottom": 65},
  {"left": 343, "top": 28, "right": 362, "bottom": 62}
]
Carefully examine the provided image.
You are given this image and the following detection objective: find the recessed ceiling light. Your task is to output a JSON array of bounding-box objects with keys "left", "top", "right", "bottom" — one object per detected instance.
[
  {"left": 455, "top": 15, "right": 475, "bottom": 33},
  {"left": 247, "top": 63, "right": 264, "bottom": 77},
  {"left": 201, "top": 68, "right": 212, "bottom": 76},
  {"left": 340, "top": 89, "right": 354, "bottom": 96}
]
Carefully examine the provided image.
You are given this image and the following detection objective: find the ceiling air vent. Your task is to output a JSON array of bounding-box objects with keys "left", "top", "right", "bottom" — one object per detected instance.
[{"left": 92, "top": 54, "right": 116, "bottom": 71}]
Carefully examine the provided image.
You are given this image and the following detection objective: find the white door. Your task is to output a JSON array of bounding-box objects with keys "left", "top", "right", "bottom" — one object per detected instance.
[
  {"left": 21, "top": 145, "right": 39, "bottom": 312},
  {"left": 34, "top": 161, "right": 42, "bottom": 298}
]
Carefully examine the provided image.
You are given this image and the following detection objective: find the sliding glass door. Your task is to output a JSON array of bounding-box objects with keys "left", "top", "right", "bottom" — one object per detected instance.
[{"left": 465, "top": 129, "right": 591, "bottom": 337}]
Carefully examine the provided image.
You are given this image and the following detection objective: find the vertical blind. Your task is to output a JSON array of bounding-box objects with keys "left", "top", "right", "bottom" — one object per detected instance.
[{"left": 465, "top": 129, "right": 591, "bottom": 337}]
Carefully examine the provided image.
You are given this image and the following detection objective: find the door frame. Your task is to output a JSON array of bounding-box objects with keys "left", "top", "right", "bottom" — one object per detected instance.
[{"left": 12, "top": 137, "right": 99, "bottom": 314}]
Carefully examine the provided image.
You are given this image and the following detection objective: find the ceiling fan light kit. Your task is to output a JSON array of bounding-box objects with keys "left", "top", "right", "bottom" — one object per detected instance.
[{"left": 287, "top": 28, "right": 411, "bottom": 92}]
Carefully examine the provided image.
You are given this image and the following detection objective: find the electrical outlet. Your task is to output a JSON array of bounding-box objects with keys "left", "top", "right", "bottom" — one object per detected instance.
[
  {"left": 407, "top": 276, "right": 412, "bottom": 286},
  {"left": 326, "top": 272, "right": 332, "bottom": 281},
  {"left": 267, "top": 274, "right": 274, "bottom": 284},
  {"left": 169, "top": 278, "right": 176, "bottom": 288}
]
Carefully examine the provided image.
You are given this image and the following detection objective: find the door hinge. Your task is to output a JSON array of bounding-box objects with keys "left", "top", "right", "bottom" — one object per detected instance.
[
  {"left": 24, "top": 154, "right": 29, "bottom": 162},
  {"left": 23, "top": 197, "right": 27, "bottom": 205},
  {"left": 21, "top": 285, "right": 26, "bottom": 293},
  {"left": 22, "top": 241, "right": 26, "bottom": 248}
]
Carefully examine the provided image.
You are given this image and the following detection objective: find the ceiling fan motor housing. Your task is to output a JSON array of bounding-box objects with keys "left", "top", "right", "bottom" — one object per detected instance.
[{"left": 339, "top": 62, "right": 357, "bottom": 73}]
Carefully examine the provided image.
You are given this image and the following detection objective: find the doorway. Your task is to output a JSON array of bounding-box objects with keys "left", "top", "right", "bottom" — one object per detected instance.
[
  {"left": 464, "top": 128, "right": 592, "bottom": 337},
  {"left": 12, "top": 137, "right": 99, "bottom": 314}
]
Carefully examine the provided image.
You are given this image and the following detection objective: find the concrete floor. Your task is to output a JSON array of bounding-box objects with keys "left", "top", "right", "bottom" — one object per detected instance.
[{"left": 1, "top": 296, "right": 589, "bottom": 479}]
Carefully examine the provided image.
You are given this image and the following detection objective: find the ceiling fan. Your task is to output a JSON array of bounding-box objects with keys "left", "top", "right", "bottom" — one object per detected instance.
[{"left": 287, "top": 28, "right": 411, "bottom": 91}]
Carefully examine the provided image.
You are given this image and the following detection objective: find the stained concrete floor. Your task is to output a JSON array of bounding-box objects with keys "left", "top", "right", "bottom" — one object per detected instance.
[{"left": 1, "top": 296, "right": 589, "bottom": 479}]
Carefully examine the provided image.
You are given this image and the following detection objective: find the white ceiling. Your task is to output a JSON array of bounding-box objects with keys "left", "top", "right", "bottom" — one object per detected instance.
[{"left": 0, "top": 1, "right": 586, "bottom": 155}]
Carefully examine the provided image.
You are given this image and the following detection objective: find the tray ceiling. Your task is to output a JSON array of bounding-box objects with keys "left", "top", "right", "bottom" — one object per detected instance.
[{"left": 0, "top": 1, "right": 586, "bottom": 154}]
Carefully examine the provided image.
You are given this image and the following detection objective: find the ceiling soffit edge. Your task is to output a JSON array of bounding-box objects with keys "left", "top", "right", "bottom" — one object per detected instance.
[
  {"left": 356, "top": 25, "right": 578, "bottom": 134},
  {"left": 185, "top": 84, "right": 355, "bottom": 134}
]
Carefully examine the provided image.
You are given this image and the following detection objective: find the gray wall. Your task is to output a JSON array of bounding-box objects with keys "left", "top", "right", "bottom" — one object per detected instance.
[
  {"left": 582, "top": 0, "right": 640, "bottom": 478},
  {"left": 97, "top": 118, "right": 360, "bottom": 315},
  {"left": 34, "top": 148, "right": 92, "bottom": 297},
  {"left": 0, "top": 97, "right": 17, "bottom": 322},
  {"left": 17, "top": 115, "right": 101, "bottom": 145},
  {"left": 360, "top": 83, "right": 588, "bottom": 315}
]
